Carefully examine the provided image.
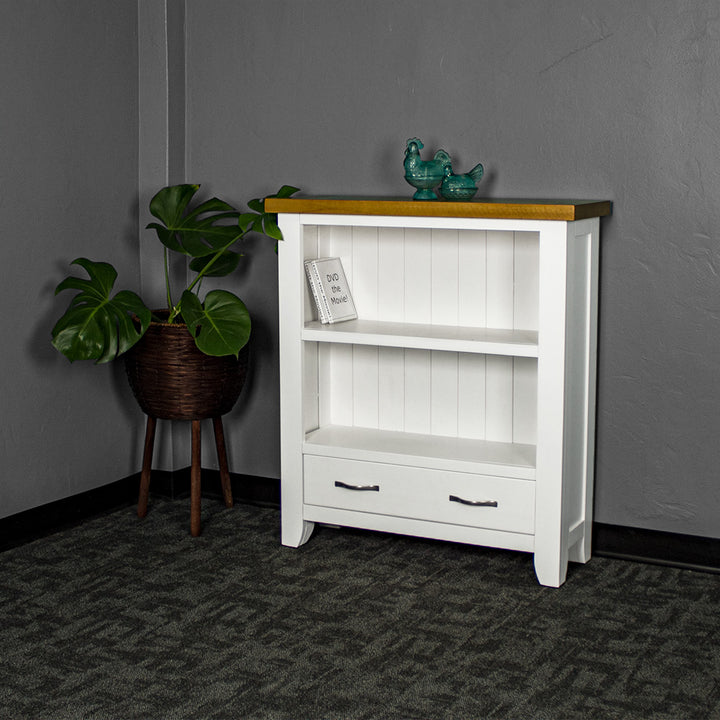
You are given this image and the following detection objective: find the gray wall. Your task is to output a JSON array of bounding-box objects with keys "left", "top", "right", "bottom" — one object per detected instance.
[
  {"left": 3, "top": 1, "right": 719, "bottom": 541},
  {"left": 185, "top": 0, "right": 720, "bottom": 538},
  {"left": 0, "top": 1, "right": 139, "bottom": 517}
]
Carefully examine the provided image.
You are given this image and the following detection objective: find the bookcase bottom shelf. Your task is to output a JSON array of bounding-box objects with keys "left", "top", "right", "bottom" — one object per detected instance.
[{"left": 304, "top": 424, "right": 536, "bottom": 480}]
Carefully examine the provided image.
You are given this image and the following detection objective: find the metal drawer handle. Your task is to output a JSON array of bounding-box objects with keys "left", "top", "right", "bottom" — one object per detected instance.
[
  {"left": 335, "top": 480, "right": 380, "bottom": 492},
  {"left": 449, "top": 494, "right": 498, "bottom": 508}
]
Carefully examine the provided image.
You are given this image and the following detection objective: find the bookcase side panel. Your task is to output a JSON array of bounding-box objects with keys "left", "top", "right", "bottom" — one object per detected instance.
[
  {"left": 534, "top": 221, "right": 570, "bottom": 587},
  {"left": 301, "top": 225, "right": 321, "bottom": 433},
  {"left": 563, "top": 219, "right": 600, "bottom": 564},
  {"left": 278, "top": 214, "right": 314, "bottom": 546}
]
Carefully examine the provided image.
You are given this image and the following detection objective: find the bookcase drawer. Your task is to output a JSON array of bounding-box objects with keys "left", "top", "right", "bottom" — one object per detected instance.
[{"left": 303, "top": 455, "right": 535, "bottom": 534}]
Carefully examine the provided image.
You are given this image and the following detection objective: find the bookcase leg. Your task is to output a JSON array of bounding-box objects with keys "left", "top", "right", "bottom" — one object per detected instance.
[
  {"left": 534, "top": 553, "right": 568, "bottom": 588},
  {"left": 282, "top": 518, "right": 315, "bottom": 548},
  {"left": 568, "top": 525, "right": 592, "bottom": 564}
]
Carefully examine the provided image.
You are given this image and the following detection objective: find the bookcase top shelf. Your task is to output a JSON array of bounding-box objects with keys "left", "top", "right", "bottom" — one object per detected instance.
[{"left": 265, "top": 196, "right": 612, "bottom": 222}]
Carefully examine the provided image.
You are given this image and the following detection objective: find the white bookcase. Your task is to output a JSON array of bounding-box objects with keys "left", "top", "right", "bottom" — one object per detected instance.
[{"left": 268, "top": 198, "right": 610, "bottom": 587}]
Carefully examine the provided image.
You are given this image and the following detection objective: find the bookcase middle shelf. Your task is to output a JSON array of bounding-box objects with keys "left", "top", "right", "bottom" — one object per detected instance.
[{"left": 302, "top": 318, "right": 539, "bottom": 357}]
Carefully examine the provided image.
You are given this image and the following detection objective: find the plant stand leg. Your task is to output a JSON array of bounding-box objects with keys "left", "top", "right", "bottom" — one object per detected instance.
[
  {"left": 190, "top": 419, "right": 202, "bottom": 537},
  {"left": 137, "top": 415, "right": 157, "bottom": 519},
  {"left": 213, "top": 417, "right": 234, "bottom": 509}
]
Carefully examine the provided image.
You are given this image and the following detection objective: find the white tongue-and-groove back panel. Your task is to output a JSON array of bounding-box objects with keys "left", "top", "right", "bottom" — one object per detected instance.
[{"left": 313, "top": 224, "right": 538, "bottom": 444}]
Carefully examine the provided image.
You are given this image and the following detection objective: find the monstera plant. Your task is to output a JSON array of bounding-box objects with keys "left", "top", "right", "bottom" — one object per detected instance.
[
  {"left": 52, "top": 183, "right": 298, "bottom": 361},
  {"left": 51, "top": 183, "right": 299, "bottom": 537}
]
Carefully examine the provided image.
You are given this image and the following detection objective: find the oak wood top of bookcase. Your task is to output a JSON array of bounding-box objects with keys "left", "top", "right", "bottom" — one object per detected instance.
[{"left": 265, "top": 196, "right": 612, "bottom": 221}]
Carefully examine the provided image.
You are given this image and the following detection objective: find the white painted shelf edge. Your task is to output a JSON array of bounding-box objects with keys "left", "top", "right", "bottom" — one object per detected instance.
[
  {"left": 304, "top": 424, "right": 537, "bottom": 480},
  {"left": 302, "top": 319, "right": 539, "bottom": 357}
]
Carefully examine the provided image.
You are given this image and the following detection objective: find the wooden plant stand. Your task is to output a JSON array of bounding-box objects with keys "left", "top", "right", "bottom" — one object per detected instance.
[{"left": 136, "top": 415, "right": 234, "bottom": 536}]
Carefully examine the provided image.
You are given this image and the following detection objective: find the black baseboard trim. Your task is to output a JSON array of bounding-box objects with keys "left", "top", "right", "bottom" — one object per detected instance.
[
  {"left": 1, "top": 477, "right": 717, "bottom": 574},
  {"left": 593, "top": 522, "right": 720, "bottom": 574},
  {"left": 0, "top": 476, "right": 138, "bottom": 552},
  {"left": 0, "top": 470, "right": 280, "bottom": 553},
  {"left": 159, "top": 468, "right": 281, "bottom": 508}
]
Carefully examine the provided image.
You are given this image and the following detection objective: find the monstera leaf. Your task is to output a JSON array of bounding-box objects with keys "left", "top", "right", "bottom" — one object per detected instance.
[
  {"left": 51, "top": 258, "right": 151, "bottom": 363},
  {"left": 239, "top": 184, "right": 300, "bottom": 240},
  {"left": 188, "top": 250, "right": 241, "bottom": 278},
  {"left": 179, "top": 289, "right": 251, "bottom": 357},
  {"left": 146, "top": 184, "right": 243, "bottom": 258},
  {"left": 50, "top": 184, "right": 300, "bottom": 367}
]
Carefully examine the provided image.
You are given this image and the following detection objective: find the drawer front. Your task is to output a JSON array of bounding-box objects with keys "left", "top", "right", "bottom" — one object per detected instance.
[{"left": 303, "top": 455, "right": 535, "bottom": 534}]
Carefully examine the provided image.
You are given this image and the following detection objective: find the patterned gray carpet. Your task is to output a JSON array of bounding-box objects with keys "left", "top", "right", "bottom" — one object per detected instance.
[{"left": 0, "top": 497, "right": 718, "bottom": 720}]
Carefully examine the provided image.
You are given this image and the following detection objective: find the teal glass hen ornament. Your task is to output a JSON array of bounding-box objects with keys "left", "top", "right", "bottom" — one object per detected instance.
[
  {"left": 404, "top": 138, "right": 451, "bottom": 200},
  {"left": 440, "top": 160, "right": 484, "bottom": 201}
]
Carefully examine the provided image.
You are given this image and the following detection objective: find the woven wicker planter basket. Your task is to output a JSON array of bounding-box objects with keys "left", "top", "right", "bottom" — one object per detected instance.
[{"left": 124, "top": 312, "right": 249, "bottom": 420}]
